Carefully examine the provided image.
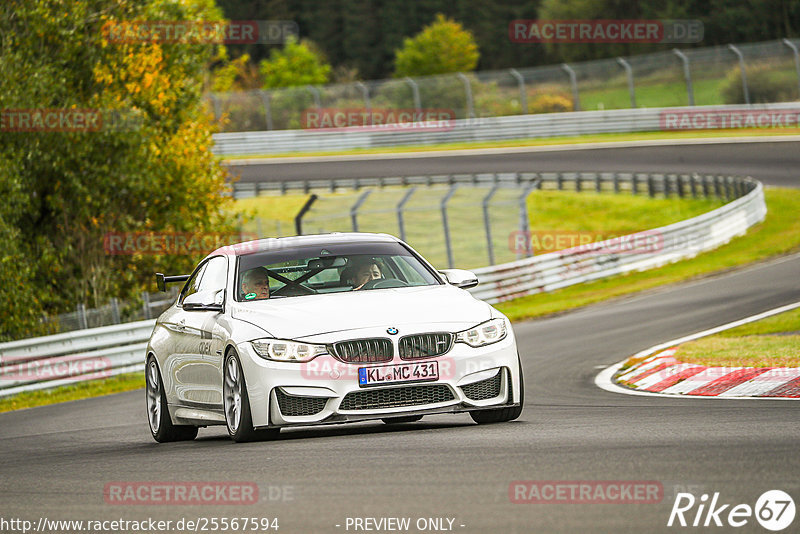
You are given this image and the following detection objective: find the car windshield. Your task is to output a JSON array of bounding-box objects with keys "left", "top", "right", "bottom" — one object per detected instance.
[{"left": 235, "top": 241, "right": 440, "bottom": 300}]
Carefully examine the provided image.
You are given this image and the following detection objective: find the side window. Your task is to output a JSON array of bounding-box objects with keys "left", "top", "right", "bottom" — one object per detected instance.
[
  {"left": 179, "top": 263, "right": 207, "bottom": 305},
  {"left": 198, "top": 256, "right": 228, "bottom": 294}
]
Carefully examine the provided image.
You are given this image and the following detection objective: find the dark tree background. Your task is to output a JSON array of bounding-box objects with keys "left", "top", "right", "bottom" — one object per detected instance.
[{"left": 218, "top": 0, "right": 800, "bottom": 81}]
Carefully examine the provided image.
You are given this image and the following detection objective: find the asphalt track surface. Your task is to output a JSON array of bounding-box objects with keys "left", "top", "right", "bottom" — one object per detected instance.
[
  {"left": 1, "top": 142, "right": 799, "bottom": 534},
  {"left": 226, "top": 140, "right": 800, "bottom": 189}
]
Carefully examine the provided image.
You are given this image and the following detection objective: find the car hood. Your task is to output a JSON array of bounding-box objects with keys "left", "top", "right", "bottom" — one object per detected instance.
[{"left": 229, "top": 284, "right": 492, "bottom": 339}]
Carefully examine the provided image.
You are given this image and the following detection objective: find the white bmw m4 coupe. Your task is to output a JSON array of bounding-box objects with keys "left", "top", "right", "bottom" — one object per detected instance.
[{"left": 146, "top": 233, "right": 523, "bottom": 442}]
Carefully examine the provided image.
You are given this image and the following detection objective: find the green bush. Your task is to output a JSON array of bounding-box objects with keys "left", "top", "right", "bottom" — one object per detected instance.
[
  {"left": 722, "top": 65, "right": 798, "bottom": 104},
  {"left": 530, "top": 94, "right": 573, "bottom": 113}
]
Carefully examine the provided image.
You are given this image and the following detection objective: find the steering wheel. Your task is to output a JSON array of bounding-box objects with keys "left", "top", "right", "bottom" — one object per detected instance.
[{"left": 361, "top": 278, "right": 409, "bottom": 290}]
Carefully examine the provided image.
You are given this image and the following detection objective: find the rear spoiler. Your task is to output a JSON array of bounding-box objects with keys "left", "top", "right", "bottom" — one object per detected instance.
[{"left": 155, "top": 272, "right": 190, "bottom": 292}]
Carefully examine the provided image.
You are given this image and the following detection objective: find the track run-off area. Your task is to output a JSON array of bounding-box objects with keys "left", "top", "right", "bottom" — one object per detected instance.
[{"left": 1, "top": 139, "right": 799, "bottom": 533}]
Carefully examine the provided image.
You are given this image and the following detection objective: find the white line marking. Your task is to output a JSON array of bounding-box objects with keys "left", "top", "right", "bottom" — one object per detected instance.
[{"left": 595, "top": 300, "right": 800, "bottom": 400}]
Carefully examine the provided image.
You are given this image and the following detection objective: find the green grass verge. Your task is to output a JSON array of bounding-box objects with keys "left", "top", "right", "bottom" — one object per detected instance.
[
  {"left": 675, "top": 307, "right": 800, "bottom": 368},
  {"left": 495, "top": 188, "right": 800, "bottom": 321},
  {"left": 221, "top": 129, "right": 800, "bottom": 160},
  {"left": 0, "top": 372, "right": 144, "bottom": 414}
]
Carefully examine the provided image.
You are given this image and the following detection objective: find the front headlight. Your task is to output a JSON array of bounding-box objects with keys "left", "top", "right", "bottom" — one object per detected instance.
[
  {"left": 455, "top": 318, "right": 508, "bottom": 347},
  {"left": 250, "top": 338, "right": 328, "bottom": 362}
]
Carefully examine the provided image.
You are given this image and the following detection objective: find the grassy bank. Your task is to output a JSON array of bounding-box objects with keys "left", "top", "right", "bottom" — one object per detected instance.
[
  {"left": 496, "top": 188, "right": 800, "bottom": 321},
  {"left": 675, "top": 307, "right": 800, "bottom": 368},
  {"left": 0, "top": 372, "right": 143, "bottom": 414}
]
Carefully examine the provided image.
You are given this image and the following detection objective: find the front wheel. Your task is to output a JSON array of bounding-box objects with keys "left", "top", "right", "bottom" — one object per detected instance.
[
  {"left": 146, "top": 358, "right": 198, "bottom": 442},
  {"left": 224, "top": 351, "right": 279, "bottom": 443},
  {"left": 469, "top": 360, "right": 524, "bottom": 424}
]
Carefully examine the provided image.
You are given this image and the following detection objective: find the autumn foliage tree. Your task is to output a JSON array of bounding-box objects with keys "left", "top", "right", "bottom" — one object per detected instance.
[
  {"left": 0, "top": 0, "right": 235, "bottom": 340},
  {"left": 393, "top": 13, "right": 479, "bottom": 77}
]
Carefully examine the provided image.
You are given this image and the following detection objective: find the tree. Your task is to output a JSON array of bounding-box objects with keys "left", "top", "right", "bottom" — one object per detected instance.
[
  {"left": 259, "top": 36, "right": 332, "bottom": 89},
  {"left": 393, "top": 13, "right": 480, "bottom": 77},
  {"left": 0, "top": 0, "right": 235, "bottom": 339}
]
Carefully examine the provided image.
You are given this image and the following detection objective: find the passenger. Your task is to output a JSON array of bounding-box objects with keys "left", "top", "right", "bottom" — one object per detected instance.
[
  {"left": 241, "top": 267, "right": 270, "bottom": 300},
  {"left": 342, "top": 260, "right": 382, "bottom": 290}
]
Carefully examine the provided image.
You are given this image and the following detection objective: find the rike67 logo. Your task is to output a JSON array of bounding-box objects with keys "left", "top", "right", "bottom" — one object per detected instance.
[{"left": 668, "top": 490, "right": 795, "bottom": 531}]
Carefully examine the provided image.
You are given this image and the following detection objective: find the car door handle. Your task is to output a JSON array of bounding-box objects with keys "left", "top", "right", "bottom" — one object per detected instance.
[{"left": 177, "top": 319, "right": 186, "bottom": 331}]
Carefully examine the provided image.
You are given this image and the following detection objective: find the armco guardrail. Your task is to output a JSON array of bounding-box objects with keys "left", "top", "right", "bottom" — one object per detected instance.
[
  {"left": 0, "top": 320, "right": 155, "bottom": 397},
  {"left": 468, "top": 175, "right": 765, "bottom": 303},
  {"left": 213, "top": 103, "right": 800, "bottom": 156},
  {"left": 0, "top": 173, "right": 764, "bottom": 396}
]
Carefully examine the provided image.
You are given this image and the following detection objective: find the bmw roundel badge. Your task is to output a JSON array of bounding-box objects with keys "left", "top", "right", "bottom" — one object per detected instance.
[{"left": 387, "top": 327, "right": 398, "bottom": 335}]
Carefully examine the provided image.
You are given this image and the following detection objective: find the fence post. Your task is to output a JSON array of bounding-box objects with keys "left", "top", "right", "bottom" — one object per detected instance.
[
  {"left": 690, "top": 174, "right": 698, "bottom": 198},
  {"left": 77, "top": 303, "right": 88, "bottom": 329},
  {"left": 306, "top": 85, "right": 322, "bottom": 115},
  {"left": 561, "top": 63, "right": 581, "bottom": 111},
  {"left": 355, "top": 81, "right": 371, "bottom": 124},
  {"left": 350, "top": 190, "right": 372, "bottom": 232},
  {"left": 517, "top": 183, "right": 536, "bottom": 259},
  {"left": 509, "top": 68, "right": 528, "bottom": 114},
  {"left": 782, "top": 39, "right": 800, "bottom": 98},
  {"left": 441, "top": 185, "right": 458, "bottom": 268},
  {"left": 396, "top": 187, "right": 417, "bottom": 242},
  {"left": 209, "top": 94, "right": 222, "bottom": 124},
  {"left": 672, "top": 49, "right": 695, "bottom": 106},
  {"left": 294, "top": 194, "right": 318, "bottom": 235},
  {"left": 613, "top": 172, "right": 620, "bottom": 193},
  {"left": 482, "top": 184, "right": 500, "bottom": 266},
  {"left": 259, "top": 90, "right": 273, "bottom": 130},
  {"left": 110, "top": 298, "right": 121, "bottom": 324},
  {"left": 727, "top": 44, "right": 750, "bottom": 105},
  {"left": 141, "top": 292, "right": 151, "bottom": 321},
  {"left": 647, "top": 175, "right": 655, "bottom": 198},
  {"left": 616, "top": 57, "right": 636, "bottom": 108},
  {"left": 456, "top": 73, "right": 475, "bottom": 119},
  {"left": 404, "top": 77, "right": 422, "bottom": 114}
]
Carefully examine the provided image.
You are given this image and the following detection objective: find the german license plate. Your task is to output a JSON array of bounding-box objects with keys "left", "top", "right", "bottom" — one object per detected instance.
[{"left": 358, "top": 361, "right": 439, "bottom": 387}]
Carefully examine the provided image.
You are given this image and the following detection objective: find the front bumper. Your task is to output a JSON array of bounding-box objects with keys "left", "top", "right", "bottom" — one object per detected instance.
[{"left": 236, "top": 333, "right": 521, "bottom": 429}]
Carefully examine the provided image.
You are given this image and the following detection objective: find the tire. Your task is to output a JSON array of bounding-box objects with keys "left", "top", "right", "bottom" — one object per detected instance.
[
  {"left": 224, "top": 351, "right": 279, "bottom": 443},
  {"left": 469, "top": 359, "right": 524, "bottom": 425},
  {"left": 381, "top": 415, "right": 423, "bottom": 424},
  {"left": 146, "top": 358, "right": 198, "bottom": 442}
]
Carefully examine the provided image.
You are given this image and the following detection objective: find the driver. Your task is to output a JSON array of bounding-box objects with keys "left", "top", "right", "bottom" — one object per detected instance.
[
  {"left": 343, "top": 260, "right": 382, "bottom": 290},
  {"left": 241, "top": 267, "right": 270, "bottom": 300}
]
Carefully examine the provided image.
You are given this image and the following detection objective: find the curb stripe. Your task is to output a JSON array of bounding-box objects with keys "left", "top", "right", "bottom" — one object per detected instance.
[
  {"left": 720, "top": 368, "right": 800, "bottom": 396},
  {"left": 687, "top": 368, "right": 771, "bottom": 396},
  {"left": 624, "top": 358, "right": 678, "bottom": 385},
  {"left": 646, "top": 366, "right": 706, "bottom": 392},
  {"left": 761, "top": 376, "right": 800, "bottom": 398}
]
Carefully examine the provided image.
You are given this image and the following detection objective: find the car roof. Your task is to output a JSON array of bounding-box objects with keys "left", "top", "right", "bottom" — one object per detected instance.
[{"left": 208, "top": 232, "right": 401, "bottom": 259}]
